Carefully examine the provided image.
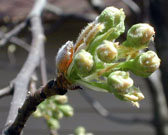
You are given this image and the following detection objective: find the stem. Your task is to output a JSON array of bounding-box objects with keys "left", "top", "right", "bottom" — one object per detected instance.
[
  {"left": 3, "top": 79, "right": 67, "bottom": 135},
  {"left": 0, "top": 85, "right": 13, "bottom": 99}
]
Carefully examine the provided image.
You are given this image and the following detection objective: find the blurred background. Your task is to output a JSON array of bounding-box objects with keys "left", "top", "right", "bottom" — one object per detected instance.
[{"left": 0, "top": 0, "right": 168, "bottom": 135}]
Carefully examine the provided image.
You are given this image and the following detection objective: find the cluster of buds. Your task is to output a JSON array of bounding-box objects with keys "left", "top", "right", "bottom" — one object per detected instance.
[
  {"left": 33, "top": 95, "right": 73, "bottom": 130},
  {"left": 56, "top": 7, "right": 160, "bottom": 107}
]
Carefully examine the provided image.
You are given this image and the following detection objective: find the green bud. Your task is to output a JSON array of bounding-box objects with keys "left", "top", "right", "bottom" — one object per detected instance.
[
  {"left": 75, "top": 126, "right": 86, "bottom": 135},
  {"left": 96, "top": 41, "right": 118, "bottom": 63},
  {"left": 33, "top": 109, "right": 43, "bottom": 117},
  {"left": 86, "top": 133, "right": 94, "bottom": 135},
  {"left": 125, "top": 51, "right": 160, "bottom": 77},
  {"left": 107, "top": 71, "right": 133, "bottom": 92},
  {"left": 74, "top": 50, "right": 94, "bottom": 74},
  {"left": 123, "top": 87, "right": 144, "bottom": 102},
  {"left": 98, "top": 6, "right": 125, "bottom": 39},
  {"left": 53, "top": 111, "right": 63, "bottom": 119},
  {"left": 123, "top": 23, "right": 155, "bottom": 48},
  {"left": 47, "top": 119, "right": 60, "bottom": 130},
  {"left": 55, "top": 95, "right": 68, "bottom": 104},
  {"left": 59, "top": 105, "right": 74, "bottom": 117}
]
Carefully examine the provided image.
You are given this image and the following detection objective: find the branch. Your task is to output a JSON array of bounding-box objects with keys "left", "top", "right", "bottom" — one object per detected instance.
[
  {"left": 3, "top": 79, "right": 67, "bottom": 135},
  {"left": 0, "top": 21, "right": 28, "bottom": 46},
  {"left": 3, "top": 0, "right": 47, "bottom": 133},
  {"left": 0, "top": 31, "right": 30, "bottom": 51},
  {"left": 79, "top": 90, "right": 151, "bottom": 125},
  {"left": 147, "top": 70, "right": 168, "bottom": 134},
  {"left": 122, "top": 0, "right": 141, "bottom": 16},
  {"left": 0, "top": 84, "right": 14, "bottom": 99},
  {"left": 45, "top": 3, "right": 96, "bottom": 22},
  {"left": 40, "top": 45, "right": 48, "bottom": 85}
]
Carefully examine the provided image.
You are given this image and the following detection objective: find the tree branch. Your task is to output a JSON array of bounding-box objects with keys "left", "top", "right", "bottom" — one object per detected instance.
[
  {"left": 0, "top": 31, "right": 30, "bottom": 51},
  {"left": 0, "top": 84, "right": 14, "bottom": 99},
  {"left": 3, "top": 0, "right": 47, "bottom": 134},
  {"left": 3, "top": 79, "right": 67, "bottom": 135},
  {"left": 0, "top": 21, "right": 28, "bottom": 46},
  {"left": 147, "top": 70, "right": 168, "bottom": 135},
  {"left": 79, "top": 90, "right": 151, "bottom": 125},
  {"left": 45, "top": 3, "right": 96, "bottom": 22},
  {"left": 40, "top": 44, "right": 48, "bottom": 85}
]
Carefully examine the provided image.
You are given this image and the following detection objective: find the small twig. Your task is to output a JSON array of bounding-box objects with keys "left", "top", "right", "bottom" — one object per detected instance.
[
  {"left": 122, "top": 0, "right": 141, "bottom": 16},
  {"left": 0, "top": 21, "right": 29, "bottom": 46},
  {"left": 0, "top": 84, "right": 14, "bottom": 99},
  {"left": 9, "top": 37, "right": 30, "bottom": 51},
  {"left": 3, "top": 79, "right": 67, "bottom": 135},
  {"left": 45, "top": 3, "right": 96, "bottom": 22},
  {"left": 79, "top": 90, "right": 151, "bottom": 125},
  {"left": 0, "top": 31, "right": 30, "bottom": 51}
]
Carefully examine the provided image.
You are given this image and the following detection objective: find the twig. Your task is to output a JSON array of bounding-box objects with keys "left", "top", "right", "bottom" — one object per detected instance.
[
  {"left": 79, "top": 90, "right": 151, "bottom": 124},
  {"left": 122, "top": 0, "right": 141, "bottom": 16},
  {"left": 45, "top": 3, "right": 96, "bottom": 22},
  {"left": 0, "top": 85, "right": 14, "bottom": 99},
  {"left": 0, "top": 31, "right": 30, "bottom": 51},
  {"left": 3, "top": 79, "right": 67, "bottom": 135},
  {"left": 0, "top": 21, "right": 28, "bottom": 46},
  {"left": 9, "top": 37, "right": 30, "bottom": 51},
  {"left": 3, "top": 0, "right": 47, "bottom": 134},
  {"left": 40, "top": 44, "right": 48, "bottom": 85}
]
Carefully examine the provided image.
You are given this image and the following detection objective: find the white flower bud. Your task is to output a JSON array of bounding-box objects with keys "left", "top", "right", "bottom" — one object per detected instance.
[
  {"left": 97, "top": 41, "right": 118, "bottom": 63},
  {"left": 74, "top": 50, "right": 94, "bottom": 74},
  {"left": 107, "top": 71, "right": 133, "bottom": 92}
]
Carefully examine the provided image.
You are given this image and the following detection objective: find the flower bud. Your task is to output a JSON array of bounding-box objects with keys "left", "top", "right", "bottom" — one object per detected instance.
[
  {"left": 123, "top": 87, "right": 144, "bottom": 102},
  {"left": 75, "top": 126, "right": 86, "bottom": 135},
  {"left": 123, "top": 23, "right": 155, "bottom": 48},
  {"left": 97, "top": 41, "right": 118, "bottom": 63},
  {"left": 47, "top": 119, "right": 60, "bottom": 130},
  {"left": 33, "top": 109, "right": 43, "bottom": 117},
  {"left": 107, "top": 71, "right": 133, "bottom": 92},
  {"left": 97, "top": 6, "right": 125, "bottom": 39},
  {"left": 126, "top": 51, "right": 160, "bottom": 77},
  {"left": 74, "top": 50, "right": 94, "bottom": 74},
  {"left": 59, "top": 105, "right": 74, "bottom": 117},
  {"left": 54, "top": 95, "right": 68, "bottom": 104}
]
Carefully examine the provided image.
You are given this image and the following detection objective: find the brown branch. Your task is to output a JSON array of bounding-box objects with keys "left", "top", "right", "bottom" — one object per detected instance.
[
  {"left": 3, "top": 79, "right": 67, "bottom": 135},
  {"left": 3, "top": 0, "right": 47, "bottom": 134}
]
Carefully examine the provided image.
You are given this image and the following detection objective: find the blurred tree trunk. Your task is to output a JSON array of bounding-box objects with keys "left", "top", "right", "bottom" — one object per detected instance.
[
  {"left": 149, "top": 0, "right": 168, "bottom": 103},
  {"left": 148, "top": 0, "right": 168, "bottom": 135}
]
